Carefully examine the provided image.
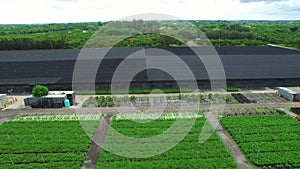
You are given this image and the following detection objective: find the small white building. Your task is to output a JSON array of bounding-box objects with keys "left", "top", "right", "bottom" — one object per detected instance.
[
  {"left": 48, "top": 91, "right": 75, "bottom": 105},
  {"left": 23, "top": 91, "right": 75, "bottom": 108},
  {"left": 277, "top": 87, "right": 300, "bottom": 102}
]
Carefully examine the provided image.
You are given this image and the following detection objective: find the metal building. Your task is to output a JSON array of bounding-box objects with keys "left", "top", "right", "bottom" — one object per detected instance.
[
  {"left": 277, "top": 87, "right": 300, "bottom": 102},
  {"left": 24, "top": 91, "right": 75, "bottom": 108},
  {"left": 1, "top": 46, "right": 300, "bottom": 92}
]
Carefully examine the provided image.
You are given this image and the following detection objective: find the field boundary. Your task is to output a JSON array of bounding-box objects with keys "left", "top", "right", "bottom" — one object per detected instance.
[
  {"left": 82, "top": 114, "right": 113, "bottom": 169},
  {"left": 206, "top": 112, "right": 253, "bottom": 169},
  {"left": 278, "top": 108, "right": 298, "bottom": 118}
]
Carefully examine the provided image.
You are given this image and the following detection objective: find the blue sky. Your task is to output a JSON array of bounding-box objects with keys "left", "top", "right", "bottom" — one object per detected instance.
[{"left": 0, "top": 0, "right": 299, "bottom": 24}]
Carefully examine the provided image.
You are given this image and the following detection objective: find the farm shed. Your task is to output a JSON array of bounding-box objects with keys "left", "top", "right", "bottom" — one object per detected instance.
[
  {"left": 1, "top": 46, "right": 300, "bottom": 92},
  {"left": 24, "top": 90, "right": 75, "bottom": 108},
  {"left": 24, "top": 94, "right": 67, "bottom": 108},
  {"left": 48, "top": 91, "right": 75, "bottom": 106},
  {"left": 277, "top": 87, "right": 300, "bottom": 102}
]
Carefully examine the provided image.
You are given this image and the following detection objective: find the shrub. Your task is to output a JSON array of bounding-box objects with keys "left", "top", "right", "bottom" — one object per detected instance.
[
  {"left": 226, "top": 87, "right": 239, "bottom": 92},
  {"left": 31, "top": 85, "right": 49, "bottom": 97},
  {"left": 130, "top": 96, "right": 136, "bottom": 103},
  {"left": 97, "top": 96, "right": 105, "bottom": 107}
]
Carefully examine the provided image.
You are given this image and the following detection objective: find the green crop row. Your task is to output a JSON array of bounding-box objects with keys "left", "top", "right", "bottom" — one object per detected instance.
[
  {"left": 1, "top": 161, "right": 82, "bottom": 169},
  {"left": 77, "top": 88, "right": 193, "bottom": 95},
  {"left": 221, "top": 114, "right": 300, "bottom": 168},
  {"left": 82, "top": 96, "right": 95, "bottom": 107},
  {"left": 97, "top": 118, "right": 238, "bottom": 168},
  {"left": 0, "top": 153, "right": 83, "bottom": 165},
  {"left": 83, "top": 93, "right": 240, "bottom": 108},
  {"left": 12, "top": 114, "right": 105, "bottom": 121},
  {"left": 226, "top": 87, "right": 239, "bottom": 92},
  {"left": 0, "top": 121, "right": 94, "bottom": 168},
  {"left": 96, "top": 96, "right": 115, "bottom": 107}
]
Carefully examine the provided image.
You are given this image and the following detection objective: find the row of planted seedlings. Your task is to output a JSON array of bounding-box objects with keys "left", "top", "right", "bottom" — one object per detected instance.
[
  {"left": 242, "top": 93, "right": 288, "bottom": 103},
  {"left": 82, "top": 96, "right": 137, "bottom": 107},
  {"left": 97, "top": 110, "right": 239, "bottom": 169},
  {"left": 222, "top": 107, "right": 284, "bottom": 116},
  {"left": 220, "top": 114, "right": 300, "bottom": 168},
  {"left": 82, "top": 94, "right": 239, "bottom": 107},
  {"left": 115, "top": 110, "right": 206, "bottom": 120},
  {"left": 0, "top": 114, "right": 101, "bottom": 169},
  {"left": 179, "top": 93, "right": 238, "bottom": 104}
]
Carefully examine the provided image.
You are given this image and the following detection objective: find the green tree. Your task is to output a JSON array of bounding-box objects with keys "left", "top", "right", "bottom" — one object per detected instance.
[
  {"left": 130, "top": 96, "right": 136, "bottom": 103},
  {"left": 296, "top": 40, "right": 300, "bottom": 49},
  {"left": 32, "top": 85, "right": 49, "bottom": 97}
]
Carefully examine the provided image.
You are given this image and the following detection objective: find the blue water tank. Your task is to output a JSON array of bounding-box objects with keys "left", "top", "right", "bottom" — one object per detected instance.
[{"left": 64, "top": 99, "right": 70, "bottom": 108}]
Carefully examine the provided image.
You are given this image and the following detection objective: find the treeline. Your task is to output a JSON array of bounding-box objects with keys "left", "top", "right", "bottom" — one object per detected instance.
[
  {"left": 1, "top": 20, "right": 300, "bottom": 50},
  {"left": 0, "top": 22, "right": 102, "bottom": 35},
  {"left": 114, "top": 34, "right": 184, "bottom": 47},
  {"left": 195, "top": 21, "right": 300, "bottom": 48},
  {"left": 0, "top": 38, "right": 70, "bottom": 50},
  {"left": 0, "top": 22, "right": 101, "bottom": 50},
  {"left": 0, "top": 30, "right": 94, "bottom": 50}
]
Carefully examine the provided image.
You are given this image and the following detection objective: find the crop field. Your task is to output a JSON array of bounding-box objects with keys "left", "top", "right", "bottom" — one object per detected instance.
[
  {"left": 243, "top": 93, "right": 288, "bottom": 103},
  {"left": 221, "top": 115, "right": 300, "bottom": 168},
  {"left": 222, "top": 107, "right": 284, "bottom": 116},
  {"left": 231, "top": 93, "right": 252, "bottom": 103},
  {"left": 231, "top": 93, "right": 288, "bottom": 104},
  {"left": 97, "top": 116, "right": 238, "bottom": 169},
  {"left": 2, "top": 109, "right": 298, "bottom": 169},
  {"left": 82, "top": 94, "right": 238, "bottom": 108},
  {"left": 0, "top": 115, "right": 99, "bottom": 169}
]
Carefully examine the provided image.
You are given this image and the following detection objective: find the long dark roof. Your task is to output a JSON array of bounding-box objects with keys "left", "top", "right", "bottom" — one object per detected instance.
[
  {"left": 1, "top": 46, "right": 300, "bottom": 62},
  {"left": 1, "top": 46, "right": 300, "bottom": 85}
]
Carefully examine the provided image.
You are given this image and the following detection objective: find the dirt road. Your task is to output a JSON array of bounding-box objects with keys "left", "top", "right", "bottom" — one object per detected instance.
[{"left": 205, "top": 112, "right": 253, "bottom": 169}]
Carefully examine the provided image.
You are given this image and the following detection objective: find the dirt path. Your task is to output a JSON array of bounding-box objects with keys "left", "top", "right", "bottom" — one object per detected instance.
[
  {"left": 218, "top": 130, "right": 253, "bottom": 169},
  {"left": 205, "top": 112, "right": 253, "bottom": 169},
  {"left": 81, "top": 114, "right": 113, "bottom": 169},
  {"left": 278, "top": 108, "right": 298, "bottom": 118},
  {"left": 2, "top": 96, "right": 26, "bottom": 110}
]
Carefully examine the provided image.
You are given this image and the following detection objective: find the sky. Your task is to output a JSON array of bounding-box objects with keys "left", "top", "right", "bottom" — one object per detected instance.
[{"left": 0, "top": 0, "right": 300, "bottom": 24}]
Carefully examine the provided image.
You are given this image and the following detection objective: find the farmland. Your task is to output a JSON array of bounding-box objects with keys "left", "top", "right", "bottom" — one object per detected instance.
[
  {"left": 222, "top": 107, "right": 284, "bottom": 116},
  {"left": 242, "top": 93, "right": 288, "bottom": 103},
  {"left": 0, "top": 116, "right": 99, "bottom": 169},
  {"left": 0, "top": 91, "right": 299, "bottom": 168},
  {"left": 221, "top": 114, "right": 300, "bottom": 168},
  {"left": 97, "top": 116, "right": 238, "bottom": 169},
  {"left": 82, "top": 93, "right": 239, "bottom": 108}
]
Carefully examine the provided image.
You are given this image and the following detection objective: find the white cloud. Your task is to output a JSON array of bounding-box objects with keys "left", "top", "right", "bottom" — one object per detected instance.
[
  {"left": 240, "top": 0, "right": 286, "bottom": 3},
  {"left": 0, "top": 0, "right": 299, "bottom": 24}
]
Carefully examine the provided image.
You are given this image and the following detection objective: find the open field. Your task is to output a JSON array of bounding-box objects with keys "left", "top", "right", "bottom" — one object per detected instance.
[{"left": 221, "top": 114, "right": 300, "bottom": 168}]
